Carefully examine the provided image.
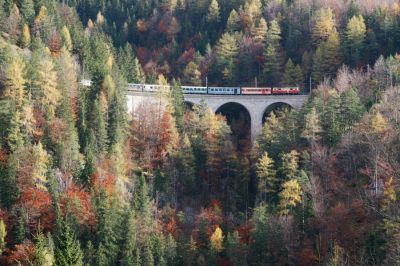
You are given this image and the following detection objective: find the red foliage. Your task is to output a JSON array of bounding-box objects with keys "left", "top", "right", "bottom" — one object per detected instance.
[
  {"left": 4, "top": 240, "right": 35, "bottom": 266},
  {"left": 236, "top": 222, "right": 251, "bottom": 245},
  {"left": 298, "top": 245, "right": 317, "bottom": 266},
  {"left": 19, "top": 188, "right": 54, "bottom": 233},
  {"left": 49, "top": 118, "right": 68, "bottom": 143},
  {"left": 217, "top": 258, "right": 231, "bottom": 266},
  {"left": 60, "top": 182, "right": 96, "bottom": 228},
  {"left": 195, "top": 200, "right": 224, "bottom": 236},
  {"left": 136, "top": 47, "right": 150, "bottom": 65},
  {"left": 32, "top": 107, "right": 45, "bottom": 142},
  {"left": 48, "top": 31, "right": 62, "bottom": 56},
  {"left": 178, "top": 48, "right": 195, "bottom": 66},
  {"left": 0, "top": 148, "right": 8, "bottom": 164},
  {"left": 164, "top": 217, "right": 177, "bottom": 238},
  {"left": 158, "top": 20, "right": 168, "bottom": 34}
]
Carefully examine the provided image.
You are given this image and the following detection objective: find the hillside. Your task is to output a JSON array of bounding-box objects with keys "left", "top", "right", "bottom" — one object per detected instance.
[{"left": 0, "top": 0, "right": 399, "bottom": 265}]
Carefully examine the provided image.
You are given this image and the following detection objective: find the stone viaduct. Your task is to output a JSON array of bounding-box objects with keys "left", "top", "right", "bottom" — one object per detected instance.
[{"left": 127, "top": 91, "right": 308, "bottom": 141}]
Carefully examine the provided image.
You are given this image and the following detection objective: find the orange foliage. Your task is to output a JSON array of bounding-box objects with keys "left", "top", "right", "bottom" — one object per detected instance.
[
  {"left": 0, "top": 148, "right": 8, "bottom": 164},
  {"left": 49, "top": 118, "right": 68, "bottom": 143},
  {"left": 19, "top": 188, "right": 54, "bottom": 232},
  {"left": 90, "top": 159, "right": 116, "bottom": 195},
  {"left": 48, "top": 31, "right": 62, "bottom": 56},
  {"left": 164, "top": 217, "right": 177, "bottom": 238},
  {"left": 60, "top": 182, "right": 96, "bottom": 228},
  {"left": 158, "top": 20, "right": 168, "bottom": 34},
  {"left": 4, "top": 240, "right": 35, "bottom": 266},
  {"left": 136, "top": 19, "right": 147, "bottom": 32}
]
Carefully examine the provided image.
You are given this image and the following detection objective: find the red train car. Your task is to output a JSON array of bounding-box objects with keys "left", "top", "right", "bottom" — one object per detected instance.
[
  {"left": 241, "top": 87, "right": 272, "bottom": 95},
  {"left": 272, "top": 87, "right": 300, "bottom": 95}
]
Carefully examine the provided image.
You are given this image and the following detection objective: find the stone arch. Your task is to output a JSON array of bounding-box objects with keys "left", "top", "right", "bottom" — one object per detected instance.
[
  {"left": 262, "top": 102, "right": 293, "bottom": 124},
  {"left": 216, "top": 102, "right": 252, "bottom": 151}
]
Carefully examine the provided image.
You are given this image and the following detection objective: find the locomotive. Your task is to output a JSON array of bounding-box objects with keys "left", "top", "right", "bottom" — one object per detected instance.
[{"left": 127, "top": 83, "right": 301, "bottom": 95}]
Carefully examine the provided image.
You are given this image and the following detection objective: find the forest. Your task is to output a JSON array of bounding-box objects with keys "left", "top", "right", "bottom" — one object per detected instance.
[{"left": 0, "top": 0, "right": 400, "bottom": 265}]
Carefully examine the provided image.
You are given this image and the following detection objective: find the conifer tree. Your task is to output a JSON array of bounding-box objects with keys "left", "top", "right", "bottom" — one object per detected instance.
[
  {"left": 33, "top": 232, "right": 55, "bottom": 266},
  {"left": 226, "top": 9, "right": 240, "bottom": 33},
  {"left": 278, "top": 179, "right": 302, "bottom": 215},
  {"left": 256, "top": 152, "right": 277, "bottom": 200},
  {"left": 0, "top": 219, "right": 6, "bottom": 255},
  {"left": 34, "top": 56, "right": 61, "bottom": 118},
  {"left": 55, "top": 219, "right": 83, "bottom": 266},
  {"left": 339, "top": 87, "right": 364, "bottom": 133},
  {"left": 280, "top": 150, "right": 299, "bottom": 180},
  {"left": 182, "top": 62, "right": 202, "bottom": 86},
  {"left": 345, "top": 15, "right": 366, "bottom": 67},
  {"left": 252, "top": 18, "right": 268, "bottom": 44},
  {"left": 263, "top": 44, "right": 281, "bottom": 86},
  {"left": 210, "top": 226, "right": 224, "bottom": 252},
  {"left": 21, "top": 24, "right": 31, "bottom": 47},
  {"left": 61, "top": 26, "right": 73, "bottom": 51},
  {"left": 312, "top": 8, "right": 336, "bottom": 45},
  {"left": 206, "top": 0, "right": 220, "bottom": 23},
  {"left": 20, "top": 0, "right": 35, "bottom": 24},
  {"left": 283, "top": 58, "right": 303, "bottom": 86},
  {"left": 3, "top": 56, "right": 26, "bottom": 111}
]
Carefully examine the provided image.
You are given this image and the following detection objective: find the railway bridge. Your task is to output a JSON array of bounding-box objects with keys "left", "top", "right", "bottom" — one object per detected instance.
[{"left": 127, "top": 91, "right": 308, "bottom": 141}]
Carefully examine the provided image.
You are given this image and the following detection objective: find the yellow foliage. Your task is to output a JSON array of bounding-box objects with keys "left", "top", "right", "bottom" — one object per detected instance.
[
  {"left": 370, "top": 112, "right": 386, "bottom": 134},
  {"left": 0, "top": 219, "right": 6, "bottom": 254},
  {"left": 4, "top": 57, "right": 26, "bottom": 110},
  {"left": 21, "top": 24, "right": 31, "bottom": 47},
  {"left": 35, "top": 57, "right": 61, "bottom": 117},
  {"left": 279, "top": 179, "right": 302, "bottom": 215},
  {"left": 32, "top": 142, "right": 50, "bottom": 191},
  {"left": 35, "top": 6, "right": 47, "bottom": 24},
  {"left": 87, "top": 19, "right": 94, "bottom": 29},
  {"left": 382, "top": 177, "right": 397, "bottom": 210},
  {"left": 312, "top": 8, "right": 336, "bottom": 45},
  {"left": 61, "top": 26, "right": 73, "bottom": 51},
  {"left": 210, "top": 226, "right": 224, "bottom": 252}
]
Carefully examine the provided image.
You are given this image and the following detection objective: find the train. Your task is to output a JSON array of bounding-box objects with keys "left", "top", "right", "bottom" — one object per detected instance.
[
  {"left": 127, "top": 83, "right": 301, "bottom": 95},
  {"left": 79, "top": 79, "right": 301, "bottom": 95}
]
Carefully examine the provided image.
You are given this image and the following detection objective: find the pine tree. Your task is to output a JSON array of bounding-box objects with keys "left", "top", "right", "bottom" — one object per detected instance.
[
  {"left": 55, "top": 219, "right": 83, "bottom": 266},
  {"left": 210, "top": 226, "right": 224, "bottom": 252},
  {"left": 33, "top": 232, "right": 55, "bottom": 266},
  {"left": 216, "top": 32, "right": 239, "bottom": 62},
  {"left": 226, "top": 9, "right": 240, "bottom": 33},
  {"left": 256, "top": 152, "right": 277, "bottom": 200},
  {"left": 61, "top": 26, "right": 73, "bottom": 51},
  {"left": 20, "top": 0, "right": 35, "bottom": 24},
  {"left": 345, "top": 15, "right": 366, "bottom": 67},
  {"left": 339, "top": 87, "right": 364, "bottom": 133},
  {"left": 3, "top": 56, "right": 26, "bottom": 111},
  {"left": 206, "top": 0, "right": 220, "bottom": 23},
  {"left": 34, "top": 56, "right": 61, "bottom": 118},
  {"left": 266, "top": 20, "right": 281, "bottom": 48},
  {"left": 171, "top": 80, "right": 185, "bottom": 132},
  {"left": 252, "top": 18, "right": 268, "bottom": 44},
  {"left": 143, "top": 240, "right": 155, "bottom": 266},
  {"left": 280, "top": 150, "right": 299, "bottom": 180},
  {"left": 312, "top": 8, "right": 336, "bottom": 45},
  {"left": 283, "top": 58, "right": 301, "bottom": 86},
  {"left": 312, "top": 29, "right": 341, "bottom": 83},
  {"left": 278, "top": 179, "right": 302, "bottom": 215},
  {"left": 263, "top": 44, "right": 281, "bottom": 86},
  {"left": 182, "top": 62, "right": 202, "bottom": 86},
  {"left": 302, "top": 107, "right": 322, "bottom": 144},
  {"left": 21, "top": 23, "right": 31, "bottom": 47}
]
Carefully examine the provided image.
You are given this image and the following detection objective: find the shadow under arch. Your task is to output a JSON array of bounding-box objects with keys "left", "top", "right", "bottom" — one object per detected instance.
[
  {"left": 262, "top": 102, "right": 293, "bottom": 124},
  {"left": 216, "top": 102, "right": 251, "bottom": 152}
]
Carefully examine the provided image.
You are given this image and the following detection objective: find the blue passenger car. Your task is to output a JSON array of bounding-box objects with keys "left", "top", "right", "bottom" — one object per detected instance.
[
  {"left": 182, "top": 86, "right": 208, "bottom": 94},
  {"left": 207, "top": 87, "right": 241, "bottom": 95}
]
